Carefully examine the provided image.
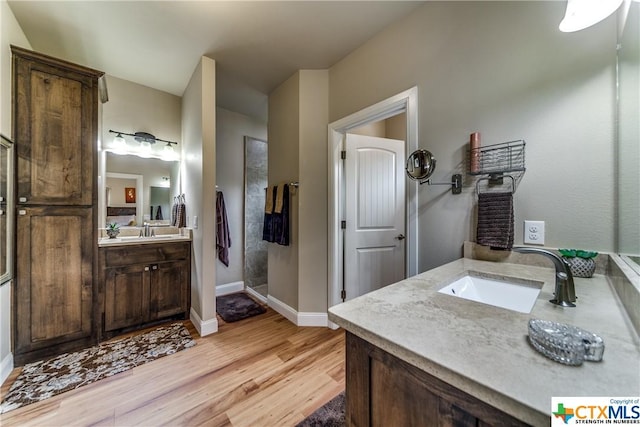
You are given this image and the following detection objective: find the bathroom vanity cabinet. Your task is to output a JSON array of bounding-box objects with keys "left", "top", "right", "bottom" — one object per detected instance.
[
  {"left": 346, "top": 332, "right": 529, "bottom": 427},
  {"left": 99, "top": 242, "right": 191, "bottom": 339},
  {"left": 11, "top": 46, "right": 103, "bottom": 365}
]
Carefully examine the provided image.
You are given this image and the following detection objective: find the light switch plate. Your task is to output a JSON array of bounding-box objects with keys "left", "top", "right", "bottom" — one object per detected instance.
[{"left": 524, "top": 220, "right": 545, "bottom": 245}]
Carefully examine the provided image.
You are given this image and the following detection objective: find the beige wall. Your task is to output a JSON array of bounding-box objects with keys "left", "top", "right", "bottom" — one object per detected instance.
[
  {"left": 268, "top": 72, "right": 300, "bottom": 309},
  {"left": 350, "top": 113, "right": 406, "bottom": 140},
  {"left": 0, "top": 0, "right": 31, "bottom": 383},
  {"left": 298, "top": 70, "right": 329, "bottom": 313},
  {"left": 215, "top": 107, "right": 267, "bottom": 287},
  {"left": 330, "top": 1, "right": 617, "bottom": 271},
  {"left": 182, "top": 56, "right": 217, "bottom": 335},
  {"left": 267, "top": 70, "right": 330, "bottom": 314}
]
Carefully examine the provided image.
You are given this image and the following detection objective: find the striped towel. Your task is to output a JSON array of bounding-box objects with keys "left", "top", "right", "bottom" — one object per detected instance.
[{"left": 476, "top": 192, "right": 514, "bottom": 250}]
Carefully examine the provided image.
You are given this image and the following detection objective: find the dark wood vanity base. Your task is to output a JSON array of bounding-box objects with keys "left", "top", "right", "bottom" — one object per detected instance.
[
  {"left": 98, "top": 242, "right": 191, "bottom": 340},
  {"left": 346, "top": 332, "right": 530, "bottom": 427}
]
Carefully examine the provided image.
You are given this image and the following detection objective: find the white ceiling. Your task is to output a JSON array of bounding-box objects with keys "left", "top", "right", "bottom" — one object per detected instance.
[{"left": 8, "top": 1, "right": 425, "bottom": 121}]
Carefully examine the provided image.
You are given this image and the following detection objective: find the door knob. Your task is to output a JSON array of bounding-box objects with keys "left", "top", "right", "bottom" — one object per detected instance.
[{"left": 396, "top": 234, "right": 406, "bottom": 240}]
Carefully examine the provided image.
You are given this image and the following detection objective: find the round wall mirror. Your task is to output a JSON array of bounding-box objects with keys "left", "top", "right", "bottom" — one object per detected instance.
[{"left": 406, "top": 149, "right": 436, "bottom": 181}]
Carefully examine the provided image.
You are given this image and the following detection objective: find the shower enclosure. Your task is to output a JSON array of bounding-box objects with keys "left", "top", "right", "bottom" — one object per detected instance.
[{"left": 244, "top": 137, "right": 268, "bottom": 298}]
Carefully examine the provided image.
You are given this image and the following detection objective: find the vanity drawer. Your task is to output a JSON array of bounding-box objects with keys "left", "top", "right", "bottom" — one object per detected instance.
[{"left": 101, "top": 242, "right": 190, "bottom": 267}]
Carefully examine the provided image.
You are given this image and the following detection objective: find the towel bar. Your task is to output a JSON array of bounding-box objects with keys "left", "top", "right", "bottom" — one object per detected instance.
[{"left": 476, "top": 174, "right": 515, "bottom": 194}]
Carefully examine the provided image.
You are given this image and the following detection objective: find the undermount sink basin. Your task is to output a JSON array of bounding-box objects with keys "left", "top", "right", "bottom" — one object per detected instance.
[{"left": 438, "top": 272, "right": 543, "bottom": 313}]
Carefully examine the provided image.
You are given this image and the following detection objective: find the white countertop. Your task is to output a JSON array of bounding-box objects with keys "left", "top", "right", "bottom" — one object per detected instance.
[
  {"left": 98, "top": 234, "right": 191, "bottom": 247},
  {"left": 328, "top": 258, "right": 640, "bottom": 426}
]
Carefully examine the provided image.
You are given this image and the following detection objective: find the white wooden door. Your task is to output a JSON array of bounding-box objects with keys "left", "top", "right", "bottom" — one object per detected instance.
[{"left": 344, "top": 133, "right": 405, "bottom": 301}]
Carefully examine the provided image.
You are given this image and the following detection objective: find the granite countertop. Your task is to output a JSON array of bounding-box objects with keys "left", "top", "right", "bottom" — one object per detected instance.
[{"left": 328, "top": 258, "right": 640, "bottom": 426}]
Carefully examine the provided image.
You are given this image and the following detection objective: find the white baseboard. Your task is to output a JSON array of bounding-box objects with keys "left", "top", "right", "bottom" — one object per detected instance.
[
  {"left": 0, "top": 352, "right": 13, "bottom": 385},
  {"left": 216, "top": 281, "right": 244, "bottom": 296},
  {"left": 267, "top": 295, "right": 329, "bottom": 327},
  {"left": 267, "top": 294, "right": 298, "bottom": 325},
  {"left": 245, "top": 286, "right": 268, "bottom": 303},
  {"left": 190, "top": 307, "right": 218, "bottom": 337},
  {"left": 297, "top": 312, "right": 329, "bottom": 327}
]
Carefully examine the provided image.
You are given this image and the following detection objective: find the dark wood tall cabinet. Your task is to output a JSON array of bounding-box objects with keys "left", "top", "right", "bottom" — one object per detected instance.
[{"left": 11, "top": 46, "right": 103, "bottom": 365}]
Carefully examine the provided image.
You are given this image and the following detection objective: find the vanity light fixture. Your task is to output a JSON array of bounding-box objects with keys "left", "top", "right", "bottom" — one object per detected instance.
[
  {"left": 559, "top": 0, "right": 624, "bottom": 32},
  {"left": 112, "top": 132, "right": 127, "bottom": 154},
  {"left": 162, "top": 142, "right": 178, "bottom": 161},
  {"left": 107, "top": 129, "right": 179, "bottom": 161}
]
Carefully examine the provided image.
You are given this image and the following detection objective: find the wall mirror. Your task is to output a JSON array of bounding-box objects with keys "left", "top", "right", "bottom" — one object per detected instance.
[
  {"left": 617, "top": 2, "right": 639, "bottom": 273},
  {"left": 0, "top": 134, "right": 13, "bottom": 285},
  {"left": 406, "top": 149, "right": 436, "bottom": 182},
  {"left": 101, "top": 152, "right": 179, "bottom": 228}
]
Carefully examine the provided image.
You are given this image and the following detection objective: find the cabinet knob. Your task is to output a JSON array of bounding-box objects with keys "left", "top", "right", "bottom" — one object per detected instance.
[
  {"left": 152, "top": 265, "right": 158, "bottom": 270},
  {"left": 18, "top": 209, "right": 26, "bottom": 216},
  {"left": 0, "top": 209, "right": 3, "bottom": 216},
  {"left": 144, "top": 266, "right": 150, "bottom": 272},
  {"left": 19, "top": 197, "right": 27, "bottom": 203}
]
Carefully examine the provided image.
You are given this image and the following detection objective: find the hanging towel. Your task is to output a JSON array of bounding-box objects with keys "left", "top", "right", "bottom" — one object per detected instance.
[
  {"left": 273, "top": 184, "right": 290, "bottom": 246},
  {"left": 216, "top": 191, "right": 232, "bottom": 266},
  {"left": 274, "top": 182, "right": 286, "bottom": 214},
  {"left": 263, "top": 186, "right": 276, "bottom": 242},
  {"left": 476, "top": 192, "right": 514, "bottom": 250},
  {"left": 176, "top": 195, "right": 187, "bottom": 228},
  {"left": 171, "top": 198, "right": 178, "bottom": 226},
  {"left": 265, "top": 185, "right": 274, "bottom": 213},
  {"left": 262, "top": 184, "right": 289, "bottom": 246},
  {"left": 155, "top": 205, "right": 163, "bottom": 220}
]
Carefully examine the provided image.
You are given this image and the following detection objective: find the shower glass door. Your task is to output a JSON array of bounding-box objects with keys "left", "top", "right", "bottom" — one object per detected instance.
[{"left": 244, "top": 137, "right": 268, "bottom": 298}]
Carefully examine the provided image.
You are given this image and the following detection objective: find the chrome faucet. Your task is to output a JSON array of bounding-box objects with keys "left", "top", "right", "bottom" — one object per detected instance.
[
  {"left": 512, "top": 247, "right": 576, "bottom": 307},
  {"left": 139, "top": 223, "right": 154, "bottom": 238}
]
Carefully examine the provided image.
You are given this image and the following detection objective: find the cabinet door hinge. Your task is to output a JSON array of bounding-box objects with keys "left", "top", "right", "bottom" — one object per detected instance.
[
  {"left": 341, "top": 150, "right": 346, "bottom": 160},
  {"left": 341, "top": 220, "right": 346, "bottom": 229},
  {"left": 341, "top": 289, "right": 346, "bottom": 301}
]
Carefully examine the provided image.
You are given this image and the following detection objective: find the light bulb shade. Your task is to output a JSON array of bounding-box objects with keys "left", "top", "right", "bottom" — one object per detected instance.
[
  {"left": 112, "top": 134, "right": 127, "bottom": 154},
  {"left": 139, "top": 140, "right": 152, "bottom": 158},
  {"left": 559, "top": 0, "right": 624, "bottom": 32},
  {"left": 162, "top": 143, "right": 178, "bottom": 161}
]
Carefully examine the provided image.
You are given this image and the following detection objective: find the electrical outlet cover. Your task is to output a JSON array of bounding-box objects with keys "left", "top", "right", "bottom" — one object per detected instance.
[{"left": 524, "top": 220, "right": 545, "bottom": 245}]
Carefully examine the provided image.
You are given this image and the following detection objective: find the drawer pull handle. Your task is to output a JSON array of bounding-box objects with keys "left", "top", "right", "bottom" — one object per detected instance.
[
  {"left": 18, "top": 209, "right": 26, "bottom": 216},
  {"left": 152, "top": 265, "right": 158, "bottom": 270},
  {"left": 19, "top": 197, "right": 27, "bottom": 203},
  {"left": 144, "top": 266, "right": 150, "bottom": 271}
]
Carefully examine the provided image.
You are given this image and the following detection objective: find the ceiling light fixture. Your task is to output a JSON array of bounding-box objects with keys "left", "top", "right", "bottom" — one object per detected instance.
[{"left": 559, "top": 0, "right": 624, "bottom": 32}]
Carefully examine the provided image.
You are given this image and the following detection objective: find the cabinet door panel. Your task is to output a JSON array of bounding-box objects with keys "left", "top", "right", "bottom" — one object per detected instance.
[
  {"left": 150, "top": 260, "right": 189, "bottom": 320},
  {"left": 15, "top": 207, "right": 93, "bottom": 353},
  {"left": 14, "top": 54, "right": 96, "bottom": 206},
  {"left": 104, "top": 264, "right": 150, "bottom": 331}
]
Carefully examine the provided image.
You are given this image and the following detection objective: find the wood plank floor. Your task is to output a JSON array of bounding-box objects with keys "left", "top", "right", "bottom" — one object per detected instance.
[{"left": 0, "top": 307, "right": 345, "bottom": 426}]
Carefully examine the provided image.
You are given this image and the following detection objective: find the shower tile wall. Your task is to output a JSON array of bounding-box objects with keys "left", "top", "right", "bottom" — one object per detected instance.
[{"left": 244, "top": 138, "right": 268, "bottom": 296}]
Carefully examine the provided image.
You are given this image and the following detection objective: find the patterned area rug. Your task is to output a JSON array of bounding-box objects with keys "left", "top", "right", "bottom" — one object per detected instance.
[
  {"left": 216, "top": 292, "right": 266, "bottom": 322},
  {"left": 0, "top": 322, "right": 195, "bottom": 414},
  {"left": 296, "top": 391, "right": 345, "bottom": 427}
]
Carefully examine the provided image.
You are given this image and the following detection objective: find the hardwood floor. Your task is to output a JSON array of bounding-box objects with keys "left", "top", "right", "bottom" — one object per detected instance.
[{"left": 0, "top": 307, "right": 345, "bottom": 426}]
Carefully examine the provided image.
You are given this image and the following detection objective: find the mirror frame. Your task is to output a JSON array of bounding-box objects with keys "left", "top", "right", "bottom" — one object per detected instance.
[
  {"left": 1, "top": 134, "right": 14, "bottom": 285},
  {"left": 406, "top": 149, "right": 437, "bottom": 181}
]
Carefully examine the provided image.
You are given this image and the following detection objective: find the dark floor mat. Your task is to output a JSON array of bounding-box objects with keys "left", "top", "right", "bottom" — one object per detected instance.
[{"left": 216, "top": 292, "right": 266, "bottom": 322}]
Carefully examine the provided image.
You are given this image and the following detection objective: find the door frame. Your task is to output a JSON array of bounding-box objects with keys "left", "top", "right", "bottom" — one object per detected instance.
[{"left": 328, "top": 87, "right": 418, "bottom": 311}]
